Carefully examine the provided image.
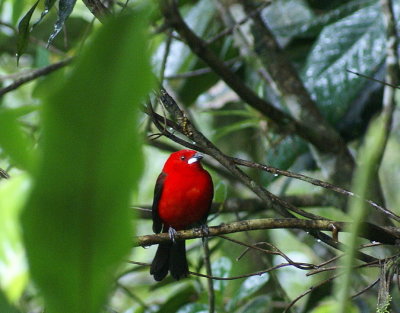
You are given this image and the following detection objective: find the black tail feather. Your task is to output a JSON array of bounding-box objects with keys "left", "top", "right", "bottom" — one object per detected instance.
[
  {"left": 150, "top": 242, "right": 171, "bottom": 281},
  {"left": 150, "top": 240, "right": 188, "bottom": 281},
  {"left": 169, "top": 240, "right": 189, "bottom": 280}
]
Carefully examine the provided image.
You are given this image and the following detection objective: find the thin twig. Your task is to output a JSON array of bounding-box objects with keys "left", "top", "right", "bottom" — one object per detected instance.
[
  {"left": 127, "top": 260, "right": 312, "bottom": 281},
  {"left": 351, "top": 278, "right": 380, "bottom": 299},
  {"left": 284, "top": 275, "right": 339, "bottom": 313},
  {"left": 159, "top": 29, "right": 173, "bottom": 83},
  {"left": 206, "top": 1, "right": 271, "bottom": 44},
  {"left": 220, "top": 235, "right": 317, "bottom": 270},
  {"left": 0, "top": 168, "right": 9, "bottom": 179},
  {"left": 347, "top": 69, "right": 400, "bottom": 89},
  {"left": 233, "top": 157, "right": 400, "bottom": 223},
  {"left": 165, "top": 57, "right": 240, "bottom": 80},
  {"left": 0, "top": 58, "right": 73, "bottom": 97}
]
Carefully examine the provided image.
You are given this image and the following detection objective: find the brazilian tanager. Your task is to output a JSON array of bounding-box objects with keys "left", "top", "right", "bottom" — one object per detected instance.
[{"left": 150, "top": 150, "right": 214, "bottom": 281}]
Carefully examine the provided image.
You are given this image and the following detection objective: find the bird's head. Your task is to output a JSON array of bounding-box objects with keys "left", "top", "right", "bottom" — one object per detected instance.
[{"left": 163, "top": 150, "right": 204, "bottom": 173}]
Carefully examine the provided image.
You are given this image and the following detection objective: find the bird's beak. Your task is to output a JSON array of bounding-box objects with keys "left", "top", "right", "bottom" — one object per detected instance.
[{"left": 188, "top": 152, "right": 203, "bottom": 164}]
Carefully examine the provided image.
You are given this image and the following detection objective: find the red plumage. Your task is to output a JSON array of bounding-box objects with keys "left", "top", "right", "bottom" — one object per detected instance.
[{"left": 150, "top": 150, "right": 213, "bottom": 281}]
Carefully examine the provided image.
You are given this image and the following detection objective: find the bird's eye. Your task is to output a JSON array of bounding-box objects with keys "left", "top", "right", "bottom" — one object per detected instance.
[{"left": 180, "top": 156, "right": 185, "bottom": 160}]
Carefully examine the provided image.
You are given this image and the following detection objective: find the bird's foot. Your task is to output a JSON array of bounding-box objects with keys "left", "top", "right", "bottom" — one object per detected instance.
[
  {"left": 168, "top": 227, "right": 178, "bottom": 243},
  {"left": 196, "top": 224, "right": 209, "bottom": 244}
]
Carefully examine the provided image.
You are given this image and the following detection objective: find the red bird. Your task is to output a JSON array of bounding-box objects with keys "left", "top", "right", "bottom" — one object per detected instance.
[{"left": 150, "top": 150, "right": 214, "bottom": 281}]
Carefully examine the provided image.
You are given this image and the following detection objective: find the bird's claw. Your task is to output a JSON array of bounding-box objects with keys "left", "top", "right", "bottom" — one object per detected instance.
[
  {"left": 168, "top": 227, "right": 178, "bottom": 243},
  {"left": 196, "top": 224, "right": 209, "bottom": 244}
]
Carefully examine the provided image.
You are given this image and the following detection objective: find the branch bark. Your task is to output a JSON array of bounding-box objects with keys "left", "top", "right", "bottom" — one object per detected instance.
[
  {"left": 135, "top": 218, "right": 400, "bottom": 247},
  {"left": 0, "top": 58, "right": 73, "bottom": 97},
  {"left": 81, "top": 0, "right": 110, "bottom": 22}
]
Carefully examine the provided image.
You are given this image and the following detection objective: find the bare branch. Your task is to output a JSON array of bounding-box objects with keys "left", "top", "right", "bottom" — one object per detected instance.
[
  {"left": 206, "top": 1, "right": 271, "bottom": 44},
  {"left": 81, "top": 0, "right": 110, "bottom": 22},
  {"left": 0, "top": 168, "right": 9, "bottom": 179},
  {"left": 0, "top": 58, "right": 73, "bottom": 97},
  {"left": 134, "top": 218, "right": 399, "bottom": 247}
]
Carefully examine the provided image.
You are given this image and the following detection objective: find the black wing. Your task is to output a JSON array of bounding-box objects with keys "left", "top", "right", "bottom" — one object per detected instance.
[{"left": 152, "top": 171, "right": 167, "bottom": 233}]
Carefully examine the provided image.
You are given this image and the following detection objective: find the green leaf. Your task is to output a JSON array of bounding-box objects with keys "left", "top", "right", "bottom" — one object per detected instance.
[
  {"left": 0, "top": 175, "right": 30, "bottom": 302},
  {"left": 311, "top": 300, "right": 358, "bottom": 313},
  {"left": 0, "top": 107, "right": 37, "bottom": 173},
  {"left": 158, "top": 285, "right": 197, "bottom": 313},
  {"left": 213, "top": 180, "right": 227, "bottom": 203},
  {"left": 17, "top": 0, "right": 40, "bottom": 64},
  {"left": 235, "top": 295, "right": 271, "bottom": 313},
  {"left": 22, "top": 8, "right": 153, "bottom": 313},
  {"left": 302, "top": 3, "right": 385, "bottom": 124},
  {"left": 211, "top": 256, "right": 232, "bottom": 292},
  {"left": 47, "top": 0, "right": 77, "bottom": 47},
  {"left": 213, "top": 118, "right": 258, "bottom": 140},
  {"left": 261, "top": 136, "right": 308, "bottom": 186},
  {"left": 228, "top": 274, "right": 269, "bottom": 310}
]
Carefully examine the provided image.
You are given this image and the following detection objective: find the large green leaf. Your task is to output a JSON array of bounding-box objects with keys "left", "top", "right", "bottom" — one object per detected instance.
[
  {"left": 302, "top": 2, "right": 385, "bottom": 124},
  {"left": 21, "top": 8, "right": 153, "bottom": 313}
]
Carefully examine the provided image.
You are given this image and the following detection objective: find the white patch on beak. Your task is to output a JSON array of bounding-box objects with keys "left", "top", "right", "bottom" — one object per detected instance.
[{"left": 188, "top": 157, "right": 199, "bottom": 165}]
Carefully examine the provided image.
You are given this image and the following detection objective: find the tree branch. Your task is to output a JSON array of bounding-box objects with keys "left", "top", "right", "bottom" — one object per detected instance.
[
  {"left": 81, "top": 0, "right": 110, "bottom": 22},
  {"left": 158, "top": 1, "right": 356, "bottom": 156},
  {"left": 134, "top": 218, "right": 399, "bottom": 247},
  {"left": 150, "top": 88, "right": 388, "bottom": 262},
  {"left": 0, "top": 58, "right": 73, "bottom": 97}
]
